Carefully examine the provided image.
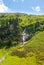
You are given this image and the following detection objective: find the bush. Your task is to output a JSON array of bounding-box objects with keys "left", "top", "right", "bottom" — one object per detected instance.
[{"left": 11, "top": 49, "right": 26, "bottom": 57}]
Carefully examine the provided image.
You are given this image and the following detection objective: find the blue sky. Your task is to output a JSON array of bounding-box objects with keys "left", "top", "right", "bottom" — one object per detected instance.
[{"left": 0, "top": 0, "right": 44, "bottom": 14}]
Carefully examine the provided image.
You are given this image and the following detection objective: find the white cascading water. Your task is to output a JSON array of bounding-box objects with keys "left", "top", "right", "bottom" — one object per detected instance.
[{"left": 22, "top": 28, "right": 26, "bottom": 45}]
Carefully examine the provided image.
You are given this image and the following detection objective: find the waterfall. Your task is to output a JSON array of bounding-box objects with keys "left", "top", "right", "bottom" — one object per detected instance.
[{"left": 22, "top": 28, "right": 26, "bottom": 45}]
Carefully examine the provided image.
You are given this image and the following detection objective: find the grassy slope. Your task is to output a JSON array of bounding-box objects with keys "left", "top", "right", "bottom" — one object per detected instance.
[
  {"left": 25, "top": 31, "right": 44, "bottom": 49},
  {"left": 0, "top": 49, "right": 6, "bottom": 58},
  {"left": 0, "top": 31, "right": 44, "bottom": 65}
]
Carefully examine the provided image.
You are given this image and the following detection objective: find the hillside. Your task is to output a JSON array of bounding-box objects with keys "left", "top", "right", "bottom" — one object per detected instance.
[
  {"left": 0, "top": 13, "right": 44, "bottom": 65},
  {"left": 25, "top": 31, "right": 44, "bottom": 49},
  {"left": 0, "top": 31, "right": 44, "bottom": 65}
]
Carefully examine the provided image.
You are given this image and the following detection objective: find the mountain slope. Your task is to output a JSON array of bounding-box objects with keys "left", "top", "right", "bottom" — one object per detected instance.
[
  {"left": 24, "top": 31, "right": 44, "bottom": 49},
  {"left": 1, "top": 31, "right": 44, "bottom": 65}
]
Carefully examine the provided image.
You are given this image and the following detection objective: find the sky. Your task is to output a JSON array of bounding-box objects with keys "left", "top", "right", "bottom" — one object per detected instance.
[{"left": 0, "top": 0, "right": 44, "bottom": 15}]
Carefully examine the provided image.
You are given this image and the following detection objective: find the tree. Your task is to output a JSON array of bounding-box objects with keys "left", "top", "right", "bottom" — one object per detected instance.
[{"left": 13, "top": 18, "right": 21, "bottom": 43}]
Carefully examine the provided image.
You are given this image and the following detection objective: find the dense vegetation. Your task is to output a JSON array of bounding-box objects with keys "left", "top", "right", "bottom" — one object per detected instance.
[
  {"left": 0, "top": 14, "right": 44, "bottom": 47},
  {"left": 0, "top": 13, "right": 44, "bottom": 65}
]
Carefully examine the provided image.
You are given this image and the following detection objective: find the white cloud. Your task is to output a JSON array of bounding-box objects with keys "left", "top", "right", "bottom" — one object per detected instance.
[
  {"left": 13, "top": 0, "right": 16, "bottom": 2},
  {"left": 21, "top": 0, "right": 24, "bottom": 2},
  {"left": 32, "top": 6, "right": 41, "bottom": 12},
  {"left": 0, "top": 0, "right": 11, "bottom": 13},
  {"left": 13, "top": 0, "right": 24, "bottom": 2}
]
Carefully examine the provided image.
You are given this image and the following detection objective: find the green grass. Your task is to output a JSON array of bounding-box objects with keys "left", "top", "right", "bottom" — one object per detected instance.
[
  {"left": 0, "top": 54, "right": 37, "bottom": 65},
  {"left": 0, "top": 49, "right": 7, "bottom": 58},
  {"left": 0, "top": 31, "right": 44, "bottom": 65},
  {"left": 24, "top": 31, "right": 44, "bottom": 49}
]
